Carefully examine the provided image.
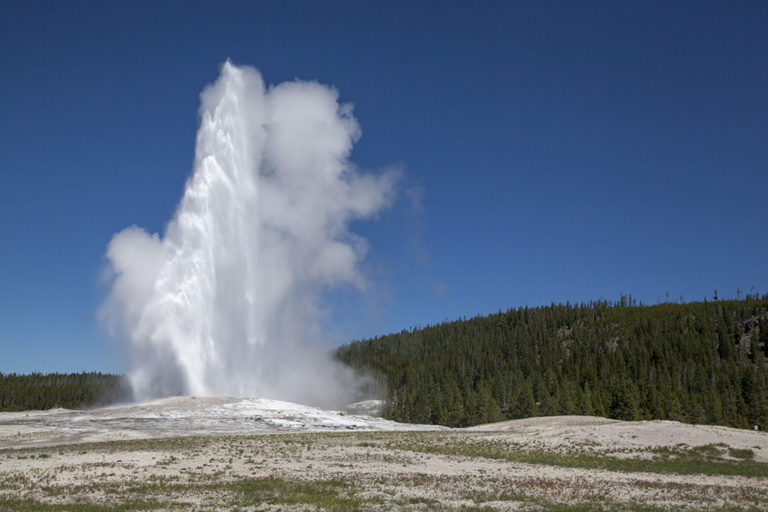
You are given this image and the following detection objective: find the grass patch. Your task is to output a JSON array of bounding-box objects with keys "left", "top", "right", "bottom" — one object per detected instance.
[
  {"left": 728, "top": 447, "right": 755, "bottom": 460},
  {"left": 534, "top": 502, "right": 764, "bottom": 512},
  {"left": 221, "top": 477, "right": 374, "bottom": 509},
  {"left": 1, "top": 477, "right": 375, "bottom": 511},
  {"left": 0, "top": 499, "right": 169, "bottom": 511},
  {"left": 386, "top": 433, "right": 768, "bottom": 478}
]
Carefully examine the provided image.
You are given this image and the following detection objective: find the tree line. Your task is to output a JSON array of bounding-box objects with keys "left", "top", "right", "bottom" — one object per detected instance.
[
  {"left": 336, "top": 294, "right": 768, "bottom": 430},
  {"left": 0, "top": 372, "right": 130, "bottom": 411}
]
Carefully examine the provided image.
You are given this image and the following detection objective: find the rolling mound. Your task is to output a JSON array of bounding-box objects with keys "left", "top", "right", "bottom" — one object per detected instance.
[
  {"left": 0, "top": 396, "right": 443, "bottom": 449},
  {"left": 2, "top": 401, "right": 768, "bottom": 510},
  {"left": 469, "top": 415, "right": 768, "bottom": 462}
]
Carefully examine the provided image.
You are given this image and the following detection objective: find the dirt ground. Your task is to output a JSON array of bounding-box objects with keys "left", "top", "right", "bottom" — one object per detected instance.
[{"left": 1, "top": 399, "right": 767, "bottom": 511}]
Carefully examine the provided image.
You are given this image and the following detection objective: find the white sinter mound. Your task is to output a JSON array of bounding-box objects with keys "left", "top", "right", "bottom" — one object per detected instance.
[{"left": 0, "top": 396, "right": 443, "bottom": 449}]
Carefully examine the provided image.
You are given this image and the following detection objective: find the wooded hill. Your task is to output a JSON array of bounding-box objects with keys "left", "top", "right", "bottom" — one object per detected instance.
[
  {"left": 337, "top": 295, "right": 768, "bottom": 430},
  {"left": 0, "top": 372, "right": 129, "bottom": 411}
]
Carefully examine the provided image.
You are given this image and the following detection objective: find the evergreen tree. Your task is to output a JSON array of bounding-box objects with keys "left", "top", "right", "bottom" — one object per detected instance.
[{"left": 337, "top": 294, "right": 768, "bottom": 429}]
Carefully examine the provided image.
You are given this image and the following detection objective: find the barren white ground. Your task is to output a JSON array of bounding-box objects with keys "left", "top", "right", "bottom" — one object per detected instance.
[
  {"left": 0, "top": 396, "right": 441, "bottom": 449},
  {"left": 1, "top": 397, "right": 767, "bottom": 510}
]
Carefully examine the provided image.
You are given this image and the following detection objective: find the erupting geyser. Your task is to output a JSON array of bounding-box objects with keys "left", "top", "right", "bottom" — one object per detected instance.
[{"left": 103, "top": 62, "right": 396, "bottom": 406}]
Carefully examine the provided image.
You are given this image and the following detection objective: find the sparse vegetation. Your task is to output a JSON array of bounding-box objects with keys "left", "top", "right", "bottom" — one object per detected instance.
[
  {"left": 2, "top": 430, "right": 767, "bottom": 511},
  {"left": 386, "top": 432, "right": 768, "bottom": 477}
]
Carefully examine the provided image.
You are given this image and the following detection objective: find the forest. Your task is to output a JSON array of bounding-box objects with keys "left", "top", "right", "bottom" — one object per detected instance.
[
  {"left": 0, "top": 372, "right": 129, "bottom": 411},
  {"left": 337, "top": 295, "right": 768, "bottom": 430},
  {"left": 3, "top": 296, "right": 767, "bottom": 431}
]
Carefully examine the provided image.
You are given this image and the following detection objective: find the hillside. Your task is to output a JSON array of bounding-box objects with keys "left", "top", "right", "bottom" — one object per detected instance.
[{"left": 337, "top": 295, "right": 768, "bottom": 429}]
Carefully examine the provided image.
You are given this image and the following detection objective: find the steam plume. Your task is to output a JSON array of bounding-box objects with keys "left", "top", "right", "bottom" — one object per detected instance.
[{"left": 103, "top": 62, "right": 395, "bottom": 406}]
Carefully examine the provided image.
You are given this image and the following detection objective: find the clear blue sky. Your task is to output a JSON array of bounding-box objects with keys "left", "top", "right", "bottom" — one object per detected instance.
[{"left": 1, "top": 1, "right": 766, "bottom": 374}]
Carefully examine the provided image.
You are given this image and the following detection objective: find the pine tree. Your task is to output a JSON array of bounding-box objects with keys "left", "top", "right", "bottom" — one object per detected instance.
[{"left": 336, "top": 294, "right": 768, "bottom": 429}]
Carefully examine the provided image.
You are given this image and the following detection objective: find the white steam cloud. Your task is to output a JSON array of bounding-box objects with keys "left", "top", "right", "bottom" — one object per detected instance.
[{"left": 103, "top": 62, "right": 396, "bottom": 406}]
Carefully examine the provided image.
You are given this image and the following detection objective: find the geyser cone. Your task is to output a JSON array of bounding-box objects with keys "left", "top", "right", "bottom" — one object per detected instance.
[{"left": 103, "top": 62, "right": 396, "bottom": 406}]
